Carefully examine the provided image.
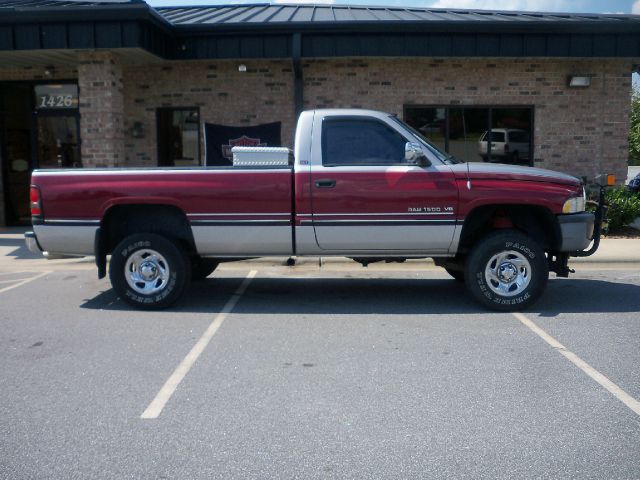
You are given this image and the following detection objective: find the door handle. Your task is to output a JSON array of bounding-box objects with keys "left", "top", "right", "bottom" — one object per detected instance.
[{"left": 315, "top": 179, "right": 336, "bottom": 188}]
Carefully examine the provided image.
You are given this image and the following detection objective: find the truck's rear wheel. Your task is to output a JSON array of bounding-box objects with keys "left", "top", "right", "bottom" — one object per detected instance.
[
  {"left": 465, "top": 230, "right": 548, "bottom": 311},
  {"left": 109, "top": 233, "right": 191, "bottom": 309}
]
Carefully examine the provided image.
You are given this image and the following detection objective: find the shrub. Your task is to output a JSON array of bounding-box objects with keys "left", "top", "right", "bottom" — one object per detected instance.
[
  {"left": 605, "top": 187, "right": 640, "bottom": 231},
  {"left": 631, "top": 92, "right": 640, "bottom": 166}
]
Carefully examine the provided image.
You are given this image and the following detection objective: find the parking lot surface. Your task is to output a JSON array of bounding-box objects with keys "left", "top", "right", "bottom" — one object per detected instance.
[{"left": 1, "top": 244, "right": 639, "bottom": 480}]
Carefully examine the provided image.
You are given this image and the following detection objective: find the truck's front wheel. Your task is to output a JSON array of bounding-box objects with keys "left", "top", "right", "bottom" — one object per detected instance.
[
  {"left": 465, "top": 230, "right": 548, "bottom": 311},
  {"left": 109, "top": 233, "right": 191, "bottom": 309}
]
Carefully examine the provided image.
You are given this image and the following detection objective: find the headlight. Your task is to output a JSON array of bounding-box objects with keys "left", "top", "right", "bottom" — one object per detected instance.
[{"left": 562, "top": 187, "right": 586, "bottom": 213}]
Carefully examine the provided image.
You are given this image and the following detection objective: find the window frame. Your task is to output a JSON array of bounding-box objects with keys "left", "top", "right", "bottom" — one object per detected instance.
[{"left": 321, "top": 115, "right": 410, "bottom": 167}]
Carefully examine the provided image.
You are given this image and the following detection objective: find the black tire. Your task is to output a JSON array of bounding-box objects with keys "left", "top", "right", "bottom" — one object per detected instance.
[
  {"left": 109, "top": 233, "right": 191, "bottom": 309},
  {"left": 191, "top": 258, "right": 219, "bottom": 281},
  {"left": 464, "top": 230, "right": 548, "bottom": 311},
  {"left": 445, "top": 267, "right": 465, "bottom": 282},
  {"left": 511, "top": 151, "right": 520, "bottom": 164}
]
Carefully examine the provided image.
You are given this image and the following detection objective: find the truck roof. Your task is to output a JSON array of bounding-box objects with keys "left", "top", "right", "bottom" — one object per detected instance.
[{"left": 306, "top": 108, "right": 393, "bottom": 119}]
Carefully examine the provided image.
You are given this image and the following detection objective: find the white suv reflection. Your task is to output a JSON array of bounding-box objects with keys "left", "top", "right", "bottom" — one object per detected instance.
[{"left": 479, "top": 129, "right": 530, "bottom": 163}]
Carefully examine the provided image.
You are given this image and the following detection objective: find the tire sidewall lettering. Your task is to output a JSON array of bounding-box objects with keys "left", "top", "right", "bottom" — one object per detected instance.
[
  {"left": 504, "top": 241, "right": 535, "bottom": 259},
  {"left": 120, "top": 240, "right": 151, "bottom": 258}
]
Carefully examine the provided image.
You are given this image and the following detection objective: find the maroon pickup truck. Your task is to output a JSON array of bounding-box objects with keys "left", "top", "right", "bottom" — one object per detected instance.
[{"left": 25, "top": 109, "right": 604, "bottom": 311}]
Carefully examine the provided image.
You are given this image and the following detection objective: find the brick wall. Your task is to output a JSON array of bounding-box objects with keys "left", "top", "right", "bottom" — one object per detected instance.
[
  {"left": 0, "top": 55, "right": 634, "bottom": 226},
  {"left": 122, "top": 59, "right": 296, "bottom": 166},
  {"left": 78, "top": 51, "right": 125, "bottom": 168},
  {"left": 302, "top": 57, "right": 633, "bottom": 181}
]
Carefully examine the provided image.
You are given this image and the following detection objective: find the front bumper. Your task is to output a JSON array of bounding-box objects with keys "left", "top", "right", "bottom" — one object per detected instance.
[
  {"left": 24, "top": 231, "right": 44, "bottom": 255},
  {"left": 558, "top": 212, "right": 595, "bottom": 252}
]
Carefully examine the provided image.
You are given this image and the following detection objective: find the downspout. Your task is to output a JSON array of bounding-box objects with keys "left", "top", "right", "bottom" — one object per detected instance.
[
  {"left": 289, "top": 32, "right": 303, "bottom": 265},
  {"left": 292, "top": 32, "right": 303, "bottom": 118}
]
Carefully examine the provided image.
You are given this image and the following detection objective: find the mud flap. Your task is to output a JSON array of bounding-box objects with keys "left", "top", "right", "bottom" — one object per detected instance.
[{"left": 94, "top": 228, "right": 106, "bottom": 279}]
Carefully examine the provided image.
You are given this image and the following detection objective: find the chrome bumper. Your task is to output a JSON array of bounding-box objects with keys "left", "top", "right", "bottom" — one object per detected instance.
[
  {"left": 558, "top": 212, "right": 595, "bottom": 252},
  {"left": 24, "top": 231, "right": 44, "bottom": 256},
  {"left": 24, "top": 231, "right": 74, "bottom": 259}
]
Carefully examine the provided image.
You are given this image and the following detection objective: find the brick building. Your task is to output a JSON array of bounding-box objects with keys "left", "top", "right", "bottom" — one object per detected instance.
[{"left": 0, "top": 0, "right": 638, "bottom": 226}]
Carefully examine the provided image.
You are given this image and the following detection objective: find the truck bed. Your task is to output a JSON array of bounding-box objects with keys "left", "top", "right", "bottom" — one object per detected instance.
[{"left": 32, "top": 167, "right": 294, "bottom": 256}]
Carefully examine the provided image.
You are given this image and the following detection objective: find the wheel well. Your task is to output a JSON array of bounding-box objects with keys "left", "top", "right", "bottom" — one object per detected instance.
[
  {"left": 458, "top": 205, "right": 560, "bottom": 255},
  {"left": 100, "top": 204, "right": 196, "bottom": 255}
]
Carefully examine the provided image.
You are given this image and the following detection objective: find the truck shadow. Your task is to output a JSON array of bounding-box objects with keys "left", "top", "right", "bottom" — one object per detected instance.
[
  {"left": 80, "top": 276, "right": 640, "bottom": 315},
  {"left": 0, "top": 236, "right": 42, "bottom": 260}
]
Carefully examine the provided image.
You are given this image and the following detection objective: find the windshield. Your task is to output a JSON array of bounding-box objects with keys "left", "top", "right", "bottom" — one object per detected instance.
[{"left": 388, "top": 116, "right": 462, "bottom": 164}]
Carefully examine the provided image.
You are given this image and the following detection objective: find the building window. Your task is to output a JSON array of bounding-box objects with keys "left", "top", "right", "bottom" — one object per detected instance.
[
  {"left": 404, "top": 106, "right": 534, "bottom": 165},
  {"left": 157, "top": 108, "right": 200, "bottom": 167}
]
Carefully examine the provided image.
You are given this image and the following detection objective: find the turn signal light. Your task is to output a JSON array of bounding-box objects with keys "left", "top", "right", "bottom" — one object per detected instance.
[
  {"left": 30, "top": 186, "right": 42, "bottom": 216},
  {"left": 594, "top": 173, "right": 616, "bottom": 186}
]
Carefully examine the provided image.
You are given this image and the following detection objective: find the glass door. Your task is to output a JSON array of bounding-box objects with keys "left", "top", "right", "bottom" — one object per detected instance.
[
  {"left": 1, "top": 83, "right": 33, "bottom": 225},
  {"left": 35, "top": 114, "right": 81, "bottom": 169},
  {"left": 1, "top": 82, "right": 80, "bottom": 225}
]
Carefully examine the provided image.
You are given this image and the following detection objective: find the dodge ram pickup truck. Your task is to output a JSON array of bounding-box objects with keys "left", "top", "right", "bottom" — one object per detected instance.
[{"left": 25, "top": 109, "right": 603, "bottom": 311}]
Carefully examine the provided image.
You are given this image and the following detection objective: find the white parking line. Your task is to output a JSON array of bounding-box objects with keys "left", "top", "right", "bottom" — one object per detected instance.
[
  {"left": 0, "top": 271, "right": 50, "bottom": 294},
  {"left": 513, "top": 312, "right": 640, "bottom": 417},
  {"left": 141, "top": 270, "right": 257, "bottom": 420}
]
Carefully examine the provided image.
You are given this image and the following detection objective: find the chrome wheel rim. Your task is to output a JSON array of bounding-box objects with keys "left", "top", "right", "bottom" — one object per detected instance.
[
  {"left": 484, "top": 250, "right": 531, "bottom": 297},
  {"left": 125, "top": 249, "right": 170, "bottom": 295}
]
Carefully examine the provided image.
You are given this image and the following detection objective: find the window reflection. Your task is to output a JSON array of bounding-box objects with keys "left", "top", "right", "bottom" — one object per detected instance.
[
  {"left": 404, "top": 106, "right": 533, "bottom": 166},
  {"left": 157, "top": 108, "right": 201, "bottom": 167}
]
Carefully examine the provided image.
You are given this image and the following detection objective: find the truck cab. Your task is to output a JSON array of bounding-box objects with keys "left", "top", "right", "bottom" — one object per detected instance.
[{"left": 294, "top": 109, "right": 460, "bottom": 256}]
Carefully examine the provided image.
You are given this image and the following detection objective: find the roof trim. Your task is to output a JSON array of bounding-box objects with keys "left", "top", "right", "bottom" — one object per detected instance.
[{"left": 0, "top": 1, "right": 639, "bottom": 60}]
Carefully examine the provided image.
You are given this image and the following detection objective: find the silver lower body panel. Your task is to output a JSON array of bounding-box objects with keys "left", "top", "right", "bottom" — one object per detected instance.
[
  {"left": 295, "top": 225, "right": 459, "bottom": 257},
  {"left": 193, "top": 226, "right": 293, "bottom": 256},
  {"left": 33, "top": 225, "right": 97, "bottom": 256},
  {"left": 312, "top": 225, "right": 458, "bottom": 254}
]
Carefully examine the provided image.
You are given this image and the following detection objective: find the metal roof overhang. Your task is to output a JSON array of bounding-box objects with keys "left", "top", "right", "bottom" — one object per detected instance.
[
  {"left": 172, "top": 22, "right": 640, "bottom": 60},
  {"left": 0, "top": 3, "right": 639, "bottom": 61},
  {"left": 0, "top": 3, "right": 172, "bottom": 59}
]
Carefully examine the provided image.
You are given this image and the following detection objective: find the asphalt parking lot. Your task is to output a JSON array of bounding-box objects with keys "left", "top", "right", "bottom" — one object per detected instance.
[{"left": 1, "top": 234, "right": 640, "bottom": 479}]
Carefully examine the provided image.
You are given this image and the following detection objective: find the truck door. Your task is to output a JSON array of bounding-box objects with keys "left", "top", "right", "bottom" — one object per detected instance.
[{"left": 310, "top": 115, "right": 458, "bottom": 253}]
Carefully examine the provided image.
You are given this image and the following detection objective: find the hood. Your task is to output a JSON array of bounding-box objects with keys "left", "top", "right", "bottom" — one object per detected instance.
[{"left": 449, "top": 162, "right": 581, "bottom": 186}]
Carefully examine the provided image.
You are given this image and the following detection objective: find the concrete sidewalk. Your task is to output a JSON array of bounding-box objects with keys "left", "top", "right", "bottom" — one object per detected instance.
[{"left": 1, "top": 226, "right": 639, "bottom": 272}]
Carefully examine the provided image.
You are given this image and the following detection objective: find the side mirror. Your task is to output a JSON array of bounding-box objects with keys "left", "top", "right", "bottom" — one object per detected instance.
[{"left": 405, "top": 142, "right": 431, "bottom": 167}]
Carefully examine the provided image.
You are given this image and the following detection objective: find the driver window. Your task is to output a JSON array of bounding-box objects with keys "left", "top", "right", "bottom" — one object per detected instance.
[{"left": 322, "top": 118, "right": 407, "bottom": 166}]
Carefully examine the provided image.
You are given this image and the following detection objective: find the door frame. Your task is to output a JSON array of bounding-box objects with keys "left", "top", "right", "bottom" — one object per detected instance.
[{"left": 0, "top": 80, "right": 78, "bottom": 225}]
